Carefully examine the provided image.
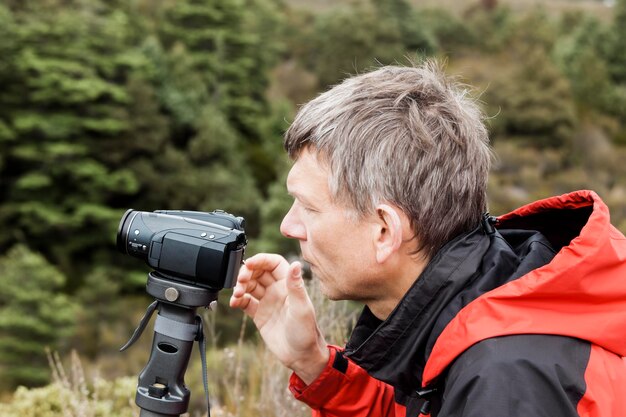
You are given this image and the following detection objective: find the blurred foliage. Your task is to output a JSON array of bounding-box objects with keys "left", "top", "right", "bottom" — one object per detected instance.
[
  {"left": 0, "top": 245, "right": 77, "bottom": 388},
  {"left": 0, "top": 279, "right": 356, "bottom": 417},
  {"left": 0, "top": 350, "right": 136, "bottom": 417},
  {"left": 311, "top": 0, "right": 436, "bottom": 87},
  {"left": 0, "top": 0, "right": 625, "bottom": 398},
  {"left": 485, "top": 46, "right": 576, "bottom": 148}
]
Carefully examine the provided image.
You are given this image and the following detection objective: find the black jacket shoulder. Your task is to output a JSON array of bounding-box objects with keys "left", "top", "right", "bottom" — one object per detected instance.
[{"left": 437, "top": 334, "right": 591, "bottom": 417}]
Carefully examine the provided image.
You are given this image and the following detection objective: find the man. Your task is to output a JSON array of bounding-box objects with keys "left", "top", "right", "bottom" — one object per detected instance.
[{"left": 229, "top": 62, "right": 626, "bottom": 416}]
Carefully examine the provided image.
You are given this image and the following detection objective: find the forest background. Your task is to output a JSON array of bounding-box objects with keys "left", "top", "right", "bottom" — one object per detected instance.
[{"left": 0, "top": 0, "right": 624, "bottom": 415}]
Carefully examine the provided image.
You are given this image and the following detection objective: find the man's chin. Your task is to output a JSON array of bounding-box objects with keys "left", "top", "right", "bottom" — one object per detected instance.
[
  {"left": 324, "top": 294, "right": 345, "bottom": 301},
  {"left": 316, "top": 281, "right": 347, "bottom": 301},
  {"left": 309, "top": 269, "right": 350, "bottom": 300}
]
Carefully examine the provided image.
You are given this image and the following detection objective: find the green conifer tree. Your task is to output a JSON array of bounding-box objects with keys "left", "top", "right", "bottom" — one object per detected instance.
[
  {"left": 373, "top": 0, "right": 437, "bottom": 54},
  {"left": 554, "top": 16, "right": 612, "bottom": 113},
  {"left": 158, "top": 0, "right": 285, "bottom": 193},
  {"left": 139, "top": 39, "right": 261, "bottom": 220},
  {"left": 485, "top": 46, "right": 576, "bottom": 148},
  {"left": 601, "top": 0, "right": 626, "bottom": 121},
  {"left": 0, "top": 245, "right": 77, "bottom": 389},
  {"left": 0, "top": 3, "right": 147, "bottom": 282},
  {"left": 605, "top": 0, "right": 626, "bottom": 85},
  {"left": 160, "top": 0, "right": 280, "bottom": 134},
  {"left": 313, "top": 2, "right": 406, "bottom": 87}
]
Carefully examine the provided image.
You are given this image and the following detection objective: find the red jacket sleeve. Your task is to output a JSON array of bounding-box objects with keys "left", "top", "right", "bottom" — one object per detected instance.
[{"left": 288, "top": 345, "right": 402, "bottom": 417}]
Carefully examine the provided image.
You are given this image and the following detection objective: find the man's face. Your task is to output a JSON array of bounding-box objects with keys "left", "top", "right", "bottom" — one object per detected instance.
[{"left": 280, "top": 148, "right": 380, "bottom": 301}]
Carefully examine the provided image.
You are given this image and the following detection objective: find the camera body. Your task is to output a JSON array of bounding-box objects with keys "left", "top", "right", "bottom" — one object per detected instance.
[{"left": 117, "top": 209, "right": 247, "bottom": 290}]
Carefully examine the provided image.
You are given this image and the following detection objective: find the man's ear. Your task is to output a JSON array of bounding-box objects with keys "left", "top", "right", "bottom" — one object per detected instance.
[{"left": 373, "top": 204, "right": 405, "bottom": 264}]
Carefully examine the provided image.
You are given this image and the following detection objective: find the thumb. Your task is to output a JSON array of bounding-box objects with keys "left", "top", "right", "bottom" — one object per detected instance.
[{"left": 287, "top": 261, "right": 307, "bottom": 298}]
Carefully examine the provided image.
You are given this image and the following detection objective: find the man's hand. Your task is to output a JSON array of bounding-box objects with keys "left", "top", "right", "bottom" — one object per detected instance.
[{"left": 229, "top": 254, "right": 329, "bottom": 384}]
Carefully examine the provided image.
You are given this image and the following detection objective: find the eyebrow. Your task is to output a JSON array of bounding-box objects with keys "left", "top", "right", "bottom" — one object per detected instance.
[{"left": 288, "top": 190, "right": 320, "bottom": 208}]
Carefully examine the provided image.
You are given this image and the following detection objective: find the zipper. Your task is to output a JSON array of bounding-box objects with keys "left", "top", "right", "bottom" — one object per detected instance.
[{"left": 416, "top": 385, "right": 438, "bottom": 416}]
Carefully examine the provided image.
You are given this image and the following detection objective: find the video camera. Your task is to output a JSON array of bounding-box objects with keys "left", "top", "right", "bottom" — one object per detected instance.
[{"left": 116, "top": 209, "right": 247, "bottom": 291}]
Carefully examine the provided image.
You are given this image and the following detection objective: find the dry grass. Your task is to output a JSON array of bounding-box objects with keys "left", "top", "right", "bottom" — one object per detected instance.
[
  {"left": 46, "top": 349, "right": 138, "bottom": 417},
  {"left": 0, "top": 349, "right": 137, "bottom": 417}
]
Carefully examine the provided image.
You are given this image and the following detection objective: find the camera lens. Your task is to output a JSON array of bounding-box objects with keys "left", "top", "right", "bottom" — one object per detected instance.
[{"left": 116, "top": 209, "right": 136, "bottom": 254}]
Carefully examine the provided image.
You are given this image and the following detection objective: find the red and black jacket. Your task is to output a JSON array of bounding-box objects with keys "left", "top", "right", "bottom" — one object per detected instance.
[{"left": 289, "top": 190, "right": 626, "bottom": 417}]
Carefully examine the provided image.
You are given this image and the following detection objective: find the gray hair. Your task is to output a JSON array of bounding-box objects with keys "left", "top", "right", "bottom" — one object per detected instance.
[{"left": 284, "top": 60, "right": 492, "bottom": 259}]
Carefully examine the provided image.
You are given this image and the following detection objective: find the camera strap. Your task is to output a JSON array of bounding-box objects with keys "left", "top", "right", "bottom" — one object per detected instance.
[
  {"left": 195, "top": 315, "right": 211, "bottom": 417},
  {"left": 120, "top": 301, "right": 212, "bottom": 417}
]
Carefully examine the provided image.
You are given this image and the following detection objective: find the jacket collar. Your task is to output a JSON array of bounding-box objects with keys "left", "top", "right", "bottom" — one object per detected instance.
[
  {"left": 344, "top": 215, "right": 558, "bottom": 393},
  {"left": 343, "top": 223, "right": 491, "bottom": 393}
]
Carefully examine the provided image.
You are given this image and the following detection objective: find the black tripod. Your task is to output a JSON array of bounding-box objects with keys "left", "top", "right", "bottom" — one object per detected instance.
[{"left": 121, "top": 272, "right": 217, "bottom": 417}]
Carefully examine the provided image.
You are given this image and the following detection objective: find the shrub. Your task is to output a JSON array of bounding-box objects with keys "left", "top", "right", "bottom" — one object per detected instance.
[{"left": 0, "top": 351, "right": 136, "bottom": 417}]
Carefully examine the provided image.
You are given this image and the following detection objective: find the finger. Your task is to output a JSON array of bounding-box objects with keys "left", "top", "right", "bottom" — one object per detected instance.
[
  {"left": 243, "top": 253, "right": 291, "bottom": 282},
  {"left": 240, "top": 294, "right": 258, "bottom": 318},
  {"left": 229, "top": 290, "right": 246, "bottom": 308},
  {"left": 236, "top": 262, "right": 278, "bottom": 289},
  {"left": 241, "top": 279, "right": 266, "bottom": 300},
  {"left": 286, "top": 261, "right": 307, "bottom": 299},
  {"left": 229, "top": 292, "right": 259, "bottom": 318},
  {"left": 232, "top": 282, "right": 246, "bottom": 297},
  {"left": 235, "top": 264, "right": 274, "bottom": 294}
]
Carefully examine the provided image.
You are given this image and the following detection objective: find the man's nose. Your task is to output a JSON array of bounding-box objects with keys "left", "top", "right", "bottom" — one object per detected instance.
[{"left": 280, "top": 205, "right": 306, "bottom": 240}]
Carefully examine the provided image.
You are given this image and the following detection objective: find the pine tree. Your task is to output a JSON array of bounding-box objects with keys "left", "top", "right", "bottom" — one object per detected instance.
[
  {"left": 160, "top": 0, "right": 280, "bottom": 134},
  {"left": 0, "top": 245, "right": 77, "bottom": 389},
  {"left": 605, "top": 0, "right": 626, "bottom": 85},
  {"left": 0, "top": 4, "right": 18, "bottom": 193},
  {"left": 485, "top": 46, "right": 576, "bottom": 148},
  {"left": 0, "top": 4, "right": 142, "bottom": 280},
  {"left": 138, "top": 38, "right": 262, "bottom": 220},
  {"left": 601, "top": 0, "right": 626, "bottom": 121},
  {"left": 373, "top": 0, "right": 437, "bottom": 54},
  {"left": 158, "top": 0, "right": 285, "bottom": 193},
  {"left": 554, "top": 16, "right": 612, "bottom": 113},
  {"left": 313, "top": 2, "right": 406, "bottom": 87}
]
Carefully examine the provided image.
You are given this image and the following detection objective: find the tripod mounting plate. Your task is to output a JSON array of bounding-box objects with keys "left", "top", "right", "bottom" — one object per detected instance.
[{"left": 147, "top": 272, "right": 218, "bottom": 307}]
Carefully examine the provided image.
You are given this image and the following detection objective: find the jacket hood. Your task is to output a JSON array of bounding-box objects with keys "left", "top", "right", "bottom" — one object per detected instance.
[
  {"left": 423, "top": 190, "right": 626, "bottom": 386},
  {"left": 343, "top": 190, "right": 626, "bottom": 393}
]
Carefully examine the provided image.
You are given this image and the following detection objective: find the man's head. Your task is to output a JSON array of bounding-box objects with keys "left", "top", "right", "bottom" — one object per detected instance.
[{"left": 283, "top": 61, "right": 491, "bottom": 260}]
